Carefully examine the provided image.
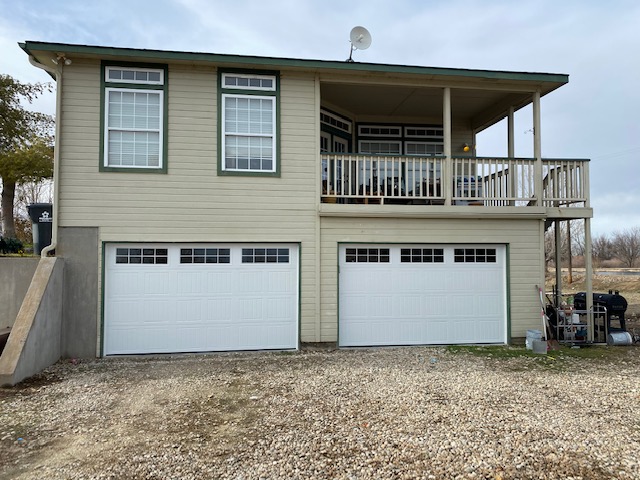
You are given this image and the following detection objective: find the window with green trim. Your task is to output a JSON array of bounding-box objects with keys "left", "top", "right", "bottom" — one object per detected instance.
[
  {"left": 220, "top": 72, "right": 278, "bottom": 173},
  {"left": 102, "top": 65, "right": 166, "bottom": 170}
]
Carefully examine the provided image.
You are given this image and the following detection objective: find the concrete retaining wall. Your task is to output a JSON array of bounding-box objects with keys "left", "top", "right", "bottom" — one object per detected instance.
[
  {"left": 57, "top": 227, "right": 99, "bottom": 358},
  {"left": 0, "top": 257, "right": 40, "bottom": 330},
  {"left": 0, "top": 257, "right": 64, "bottom": 386}
]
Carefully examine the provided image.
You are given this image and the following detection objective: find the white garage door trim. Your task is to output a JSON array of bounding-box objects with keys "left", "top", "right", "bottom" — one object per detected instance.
[
  {"left": 103, "top": 243, "right": 299, "bottom": 355},
  {"left": 339, "top": 244, "right": 507, "bottom": 347}
]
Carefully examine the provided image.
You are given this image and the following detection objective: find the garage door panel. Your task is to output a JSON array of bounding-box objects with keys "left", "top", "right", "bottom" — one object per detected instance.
[
  {"left": 206, "top": 298, "right": 233, "bottom": 321},
  {"left": 138, "top": 327, "right": 172, "bottom": 352},
  {"left": 451, "top": 320, "right": 477, "bottom": 343},
  {"left": 339, "top": 244, "right": 506, "bottom": 347},
  {"left": 108, "top": 300, "right": 142, "bottom": 326},
  {"left": 451, "top": 273, "right": 475, "bottom": 290},
  {"left": 107, "top": 329, "right": 139, "bottom": 353},
  {"left": 422, "top": 296, "right": 448, "bottom": 316},
  {"left": 364, "top": 321, "right": 394, "bottom": 345},
  {"left": 141, "top": 299, "right": 175, "bottom": 326},
  {"left": 206, "top": 325, "right": 240, "bottom": 350},
  {"left": 427, "top": 320, "right": 449, "bottom": 343},
  {"left": 109, "top": 271, "right": 143, "bottom": 296},
  {"left": 399, "top": 320, "right": 425, "bottom": 341},
  {"left": 397, "top": 295, "right": 421, "bottom": 317},
  {"left": 240, "top": 272, "right": 263, "bottom": 293},
  {"left": 267, "top": 271, "right": 293, "bottom": 293},
  {"left": 144, "top": 272, "right": 171, "bottom": 295},
  {"left": 175, "top": 299, "right": 202, "bottom": 324},
  {"left": 476, "top": 294, "right": 502, "bottom": 315},
  {"left": 479, "top": 320, "right": 503, "bottom": 342},
  {"left": 473, "top": 271, "right": 503, "bottom": 291},
  {"left": 206, "top": 272, "right": 234, "bottom": 294},
  {"left": 104, "top": 244, "right": 298, "bottom": 355},
  {"left": 343, "top": 295, "right": 391, "bottom": 320},
  {"left": 177, "top": 327, "right": 207, "bottom": 350},
  {"left": 444, "top": 275, "right": 461, "bottom": 291},
  {"left": 176, "top": 272, "right": 204, "bottom": 294},
  {"left": 449, "top": 294, "right": 476, "bottom": 316},
  {"left": 423, "top": 271, "right": 448, "bottom": 291},
  {"left": 264, "top": 297, "right": 293, "bottom": 319},
  {"left": 239, "top": 298, "right": 262, "bottom": 320},
  {"left": 343, "top": 269, "right": 394, "bottom": 294},
  {"left": 341, "top": 295, "right": 368, "bottom": 318}
]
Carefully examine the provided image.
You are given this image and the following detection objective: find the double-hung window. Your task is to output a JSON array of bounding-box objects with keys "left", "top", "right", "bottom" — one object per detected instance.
[
  {"left": 102, "top": 64, "right": 167, "bottom": 171},
  {"left": 220, "top": 72, "right": 279, "bottom": 175}
]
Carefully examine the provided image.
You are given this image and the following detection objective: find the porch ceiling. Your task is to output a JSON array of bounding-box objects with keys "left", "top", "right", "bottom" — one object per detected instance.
[{"left": 320, "top": 83, "right": 532, "bottom": 132}]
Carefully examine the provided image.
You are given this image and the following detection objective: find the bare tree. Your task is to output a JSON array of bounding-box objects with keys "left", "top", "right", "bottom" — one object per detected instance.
[
  {"left": 14, "top": 178, "right": 53, "bottom": 218},
  {"left": 544, "top": 219, "right": 586, "bottom": 268},
  {"left": 569, "top": 220, "right": 585, "bottom": 256},
  {"left": 544, "top": 223, "right": 556, "bottom": 271},
  {"left": 592, "top": 234, "right": 614, "bottom": 267},
  {"left": 611, "top": 227, "right": 640, "bottom": 268}
]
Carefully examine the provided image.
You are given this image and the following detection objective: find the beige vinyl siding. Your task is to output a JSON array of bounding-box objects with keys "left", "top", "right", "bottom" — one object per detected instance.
[
  {"left": 319, "top": 217, "right": 543, "bottom": 342},
  {"left": 58, "top": 64, "right": 318, "bottom": 226},
  {"left": 58, "top": 61, "right": 321, "bottom": 343},
  {"left": 58, "top": 60, "right": 547, "bottom": 349}
]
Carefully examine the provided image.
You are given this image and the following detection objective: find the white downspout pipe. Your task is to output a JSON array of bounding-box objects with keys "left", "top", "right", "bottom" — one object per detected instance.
[{"left": 28, "top": 55, "right": 62, "bottom": 258}]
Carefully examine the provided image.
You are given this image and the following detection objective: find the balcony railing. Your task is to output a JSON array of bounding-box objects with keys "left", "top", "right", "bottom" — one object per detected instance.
[{"left": 321, "top": 154, "right": 589, "bottom": 208}]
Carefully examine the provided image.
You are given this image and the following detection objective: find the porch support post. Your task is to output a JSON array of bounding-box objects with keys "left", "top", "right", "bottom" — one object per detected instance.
[
  {"left": 554, "top": 220, "right": 562, "bottom": 307},
  {"left": 507, "top": 106, "right": 515, "bottom": 157},
  {"left": 314, "top": 74, "right": 322, "bottom": 343},
  {"left": 508, "top": 106, "right": 516, "bottom": 205},
  {"left": 584, "top": 218, "right": 594, "bottom": 342},
  {"left": 533, "top": 90, "right": 543, "bottom": 206},
  {"left": 443, "top": 87, "right": 452, "bottom": 206}
]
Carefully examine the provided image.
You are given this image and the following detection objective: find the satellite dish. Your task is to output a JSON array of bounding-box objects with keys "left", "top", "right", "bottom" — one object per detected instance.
[{"left": 347, "top": 26, "right": 372, "bottom": 62}]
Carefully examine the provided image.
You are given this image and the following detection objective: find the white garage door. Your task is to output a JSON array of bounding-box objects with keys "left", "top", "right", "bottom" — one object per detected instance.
[
  {"left": 339, "top": 244, "right": 506, "bottom": 347},
  {"left": 104, "top": 243, "right": 298, "bottom": 355}
]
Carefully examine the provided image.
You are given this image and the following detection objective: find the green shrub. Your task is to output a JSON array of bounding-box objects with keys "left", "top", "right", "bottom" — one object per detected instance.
[{"left": 0, "top": 236, "right": 24, "bottom": 254}]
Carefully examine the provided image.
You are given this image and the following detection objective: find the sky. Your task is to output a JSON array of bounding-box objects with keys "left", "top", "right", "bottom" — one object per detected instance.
[{"left": 0, "top": 0, "right": 638, "bottom": 238}]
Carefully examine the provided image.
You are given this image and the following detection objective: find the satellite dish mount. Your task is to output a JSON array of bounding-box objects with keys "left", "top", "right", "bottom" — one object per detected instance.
[{"left": 347, "top": 26, "right": 372, "bottom": 62}]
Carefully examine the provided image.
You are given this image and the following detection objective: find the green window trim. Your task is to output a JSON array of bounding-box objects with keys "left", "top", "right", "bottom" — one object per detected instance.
[
  {"left": 99, "top": 60, "right": 169, "bottom": 173},
  {"left": 217, "top": 69, "right": 281, "bottom": 177}
]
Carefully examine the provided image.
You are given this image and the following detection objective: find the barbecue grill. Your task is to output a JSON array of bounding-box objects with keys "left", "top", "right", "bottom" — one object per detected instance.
[{"left": 574, "top": 290, "right": 628, "bottom": 333}]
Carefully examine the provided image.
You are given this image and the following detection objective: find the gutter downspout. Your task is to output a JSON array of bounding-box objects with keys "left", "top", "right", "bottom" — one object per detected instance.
[{"left": 28, "top": 55, "right": 62, "bottom": 258}]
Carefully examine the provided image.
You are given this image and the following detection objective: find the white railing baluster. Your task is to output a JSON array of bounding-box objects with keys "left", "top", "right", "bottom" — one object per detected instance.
[{"left": 319, "top": 154, "right": 587, "bottom": 207}]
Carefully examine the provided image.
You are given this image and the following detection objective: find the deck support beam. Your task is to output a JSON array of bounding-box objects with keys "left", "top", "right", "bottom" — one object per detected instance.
[
  {"left": 584, "top": 217, "right": 594, "bottom": 342},
  {"left": 554, "top": 220, "right": 562, "bottom": 306}
]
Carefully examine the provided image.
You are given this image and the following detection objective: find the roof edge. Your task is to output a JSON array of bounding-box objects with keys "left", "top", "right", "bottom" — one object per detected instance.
[{"left": 21, "top": 41, "right": 569, "bottom": 85}]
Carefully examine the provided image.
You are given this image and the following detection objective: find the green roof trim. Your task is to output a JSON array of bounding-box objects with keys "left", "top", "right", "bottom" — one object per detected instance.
[{"left": 19, "top": 41, "right": 569, "bottom": 85}]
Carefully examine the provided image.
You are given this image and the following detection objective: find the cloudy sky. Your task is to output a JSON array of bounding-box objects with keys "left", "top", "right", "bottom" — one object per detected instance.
[{"left": 1, "top": 0, "right": 638, "bottom": 237}]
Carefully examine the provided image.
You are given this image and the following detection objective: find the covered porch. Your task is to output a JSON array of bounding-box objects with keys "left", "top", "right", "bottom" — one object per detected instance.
[{"left": 318, "top": 74, "right": 590, "bottom": 212}]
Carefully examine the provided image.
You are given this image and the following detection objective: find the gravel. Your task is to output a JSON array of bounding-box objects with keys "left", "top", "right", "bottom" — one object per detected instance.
[{"left": 1, "top": 346, "right": 639, "bottom": 479}]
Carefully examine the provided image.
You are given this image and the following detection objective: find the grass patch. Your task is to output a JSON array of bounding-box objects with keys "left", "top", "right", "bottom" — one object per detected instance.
[
  {"left": 446, "top": 345, "right": 538, "bottom": 358},
  {"left": 446, "top": 344, "right": 638, "bottom": 362}
]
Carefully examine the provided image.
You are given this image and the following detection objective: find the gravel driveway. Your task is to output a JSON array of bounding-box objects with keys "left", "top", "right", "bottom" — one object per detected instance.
[{"left": 1, "top": 346, "right": 639, "bottom": 479}]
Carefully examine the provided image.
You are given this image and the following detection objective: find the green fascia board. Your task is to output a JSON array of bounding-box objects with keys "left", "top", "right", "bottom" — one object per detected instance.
[{"left": 20, "top": 41, "right": 569, "bottom": 86}]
